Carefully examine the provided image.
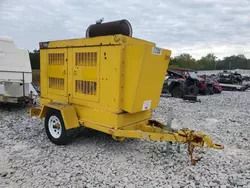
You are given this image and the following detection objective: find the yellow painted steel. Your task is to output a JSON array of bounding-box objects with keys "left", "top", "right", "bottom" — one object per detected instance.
[
  {"left": 31, "top": 102, "right": 80, "bottom": 130},
  {"left": 38, "top": 34, "right": 171, "bottom": 125},
  {"left": 30, "top": 33, "right": 223, "bottom": 164},
  {"left": 30, "top": 108, "right": 41, "bottom": 117},
  {"left": 75, "top": 104, "right": 152, "bottom": 129},
  {"left": 122, "top": 43, "right": 171, "bottom": 113}
]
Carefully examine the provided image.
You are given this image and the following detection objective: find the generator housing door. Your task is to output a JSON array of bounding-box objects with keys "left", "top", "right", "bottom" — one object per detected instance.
[
  {"left": 72, "top": 47, "right": 100, "bottom": 102},
  {"left": 46, "top": 49, "right": 68, "bottom": 97}
]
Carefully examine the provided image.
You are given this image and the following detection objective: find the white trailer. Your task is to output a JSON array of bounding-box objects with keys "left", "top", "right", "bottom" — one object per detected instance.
[{"left": 0, "top": 35, "right": 37, "bottom": 104}]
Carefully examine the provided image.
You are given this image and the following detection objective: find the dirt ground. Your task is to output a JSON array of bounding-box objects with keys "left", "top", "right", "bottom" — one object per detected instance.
[{"left": 0, "top": 91, "right": 250, "bottom": 188}]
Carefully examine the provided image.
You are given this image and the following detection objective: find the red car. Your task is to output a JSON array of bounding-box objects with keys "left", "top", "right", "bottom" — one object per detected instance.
[
  {"left": 199, "top": 75, "right": 222, "bottom": 94},
  {"left": 209, "top": 78, "right": 222, "bottom": 93},
  {"left": 171, "top": 69, "right": 210, "bottom": 95}
]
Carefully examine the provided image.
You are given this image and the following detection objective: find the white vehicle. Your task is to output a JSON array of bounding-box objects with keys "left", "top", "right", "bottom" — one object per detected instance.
[{"left": 0, "top": 35, "right": 37, "bottom": 104}]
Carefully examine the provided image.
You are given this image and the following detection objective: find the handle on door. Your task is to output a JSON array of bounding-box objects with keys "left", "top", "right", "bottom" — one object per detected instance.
[
  {"left": 63, "top": 70, "right": 66, "bottom": 75},
  {"left": 74, "top": 70, "right": 77, "bottom": 75}
]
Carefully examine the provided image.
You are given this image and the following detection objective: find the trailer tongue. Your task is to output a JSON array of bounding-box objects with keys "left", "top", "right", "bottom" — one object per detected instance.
[{"left": 109, "top": 120, "right": 224, "bottom": 165}]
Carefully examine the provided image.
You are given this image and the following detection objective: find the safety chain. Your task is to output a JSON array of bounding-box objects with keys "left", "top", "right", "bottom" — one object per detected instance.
[{"left": 186, "top": 130, "right": 203, "bottom": 165}]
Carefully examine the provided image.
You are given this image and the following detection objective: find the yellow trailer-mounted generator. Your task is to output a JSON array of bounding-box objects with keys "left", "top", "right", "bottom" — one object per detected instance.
[{"left": 30, "top": 20, "right": 223, "bottom": 164}]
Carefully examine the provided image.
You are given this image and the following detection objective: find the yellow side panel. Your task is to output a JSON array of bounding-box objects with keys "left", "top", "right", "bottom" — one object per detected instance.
[
  {"left": 67, "top": 48, "right": 73, "bottom": 103},
  {"left": 116, "top": 110, "right": 152, "bottom": 128},
  {"left": 133, "top": 46, "right": 171, "bottom": 112},
  {"left": 40, "top": 50, "right": 48, "bottom": 97},
  {"left": 80, "top": 121, "right": 111, "bottom": 135},
  {"left": 99, "top": 46, "right": 123, "bottom": 112},
  {"left": 122, "top": 43, "right": 171, "bottom": 113},
  {"left": 122, "top": 44, "right": 145, "bottom": 113},
  {"left": 75, "top": 105, "right": 117, "bottom": 128},
  {"left": 74, "top": 105, "right": 151, "bottom": 129}
]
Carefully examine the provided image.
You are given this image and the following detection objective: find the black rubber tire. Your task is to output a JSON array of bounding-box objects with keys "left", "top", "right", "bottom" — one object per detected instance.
[
  {"left": 45, "top": 109, "right": 71, "bottom": 145},
  {"left": 171, "top": 86, "right": 184, "bottom": 98},
  {"left": 208, "top": 86, "right": 214, "bottom": 95},
  {"left": 213, "top": 87, "right": 218, "bottom": 93},
  {"left": 187, "top": 85, "right": 199, "bottom": 96},
  {"left": 200, "top": 87, "right": 209, "bottom": 95},
  {"left": 161, "top": 82, "right": 169, "bottom": 94}
]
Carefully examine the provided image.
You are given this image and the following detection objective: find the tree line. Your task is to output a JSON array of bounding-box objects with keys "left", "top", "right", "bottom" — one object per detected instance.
[
  {"left": 169, "top": 53, "right": 250, "bottom": 70},
  {"left": 29, "top": 49, "right": 40, "bottom": 69},
  {"left": 29, "top": 49, "right": 250, "bottom": 70}
]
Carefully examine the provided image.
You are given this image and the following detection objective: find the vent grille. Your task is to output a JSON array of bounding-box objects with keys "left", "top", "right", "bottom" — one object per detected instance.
[
  {"left": 75, "top": 52, "right": 97, "bottom": 67},
  {"left": 75, "top": 80, "right": 97, "bottom": 95},
  {"left": 49, "top": 77, "right": 64, "bottom": 90},
  {"left": 48, "top": 53, "right": 64, "bottom": 65}
]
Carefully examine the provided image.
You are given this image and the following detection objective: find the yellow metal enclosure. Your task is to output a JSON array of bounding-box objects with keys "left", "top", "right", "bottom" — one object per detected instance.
[
  {"left": 39, "top": 35, "right": 171, "bottom": 129},
  {"left": 30, "top": 32, "right": 223, "bottom": 164}
]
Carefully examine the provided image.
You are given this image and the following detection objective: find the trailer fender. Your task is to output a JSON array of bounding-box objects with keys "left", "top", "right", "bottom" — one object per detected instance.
[{"left": 30, "top": 102, "right": 80, "bottom": 130}]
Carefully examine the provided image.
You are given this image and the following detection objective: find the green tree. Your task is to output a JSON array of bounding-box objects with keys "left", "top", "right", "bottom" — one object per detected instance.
[
  {"left": 29, "top": 49, "right": 40, "bottom": 69},
  {"left": 220, "top": 55, "right": 248, "bottom": 70},
  {"left": 197, "top": 53, "right": 218, "bottom": 70},
  {"left": 174, "top": 53, "right": 196, "bottom": 69}
]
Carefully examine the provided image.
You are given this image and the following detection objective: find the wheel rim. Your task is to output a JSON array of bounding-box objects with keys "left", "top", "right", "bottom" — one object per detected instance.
[{"left": 48, "top": 116, "right": 62, "bottom": 139}]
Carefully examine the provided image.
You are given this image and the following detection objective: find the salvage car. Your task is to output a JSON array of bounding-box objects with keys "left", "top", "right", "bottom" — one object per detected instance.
[
  {"left": 162, "top": 70, "right": 188, "bottom": 98},
  {"left": 216, "top": 71, "right": 247, "bottom": 91}
]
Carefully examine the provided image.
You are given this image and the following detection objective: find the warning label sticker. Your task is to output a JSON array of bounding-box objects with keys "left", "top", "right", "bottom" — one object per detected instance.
[
  {"left": 142, "top": 100, "right": 151, "bottom": 111},
  {"left": 152, "top": 46, "right": 162, "bottom": 55}
]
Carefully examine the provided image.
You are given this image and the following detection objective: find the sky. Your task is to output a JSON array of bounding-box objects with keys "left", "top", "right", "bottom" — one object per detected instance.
[{"left": 0, "top": 0, "right": 249, "bottom": 59}]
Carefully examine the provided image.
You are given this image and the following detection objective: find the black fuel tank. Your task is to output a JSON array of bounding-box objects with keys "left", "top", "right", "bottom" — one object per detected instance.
[{"left": 86, "top": 19, "right": 133, "bottom": 38}]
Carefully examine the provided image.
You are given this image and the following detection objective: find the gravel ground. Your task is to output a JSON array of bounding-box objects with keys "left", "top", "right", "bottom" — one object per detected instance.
[{"left": 0, "top": 91, "right": 250, "bottom": 188}]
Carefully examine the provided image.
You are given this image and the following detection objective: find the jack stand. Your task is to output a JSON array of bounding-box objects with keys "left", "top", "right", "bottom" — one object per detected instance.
[
  {"left": 166, "top": 107, "right": 173, "bottom": 128},
  {"left": 164, "top": 142, "right": 172, "bottom": 155},
  {"left": 164, "top": 107, "right": 173, "bottom": 155},
  {"left": 164, "top": 107, "right": 173, "bottom": 131},
  {"left": 177, "top": 143, "right": 180, "bottom": 153}
]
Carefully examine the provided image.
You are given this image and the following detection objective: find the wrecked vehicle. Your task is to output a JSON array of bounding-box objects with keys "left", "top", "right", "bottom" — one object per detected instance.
[
  {"left": 199, "top": 75, "right": 222, "bottom": 94},
  {"left": 172, "top": 69, "right": 210, "bottom": 96},
  {"left": 216, "top": 71, "right": 247, "bottom": 91},
  {"left": 162, "top": 70, "right": 188, "bottom": 98}
]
